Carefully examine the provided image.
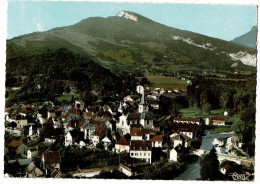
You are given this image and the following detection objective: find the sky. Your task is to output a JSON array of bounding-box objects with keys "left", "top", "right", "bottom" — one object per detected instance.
[{"left": 7, "top": 1, "right": 257, "bottom": 41}]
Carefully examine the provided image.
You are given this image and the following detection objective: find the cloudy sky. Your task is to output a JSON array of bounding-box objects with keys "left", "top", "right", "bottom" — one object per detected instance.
[{"left": 7, "top": 1, "right": 257, "bottom": 40}]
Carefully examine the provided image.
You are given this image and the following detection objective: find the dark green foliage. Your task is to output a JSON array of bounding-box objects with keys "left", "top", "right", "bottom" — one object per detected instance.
[
  {"left": 60, "top": 148, "right": 119, "bottom": 173},
  {"left": 5, "top": 48, "right": 127, "bottom": 106},
  {"left": 95, "top": 169, "right": 128, "bottom": 179},
  {"left": 142, "top": 162, "right": 186, "bottom": 180},
  {"left": 200, "top": 147, "right": 221, "bottom": 180},
  {"left": 202, "top": 103, "right": 211, "bottom": 114}
]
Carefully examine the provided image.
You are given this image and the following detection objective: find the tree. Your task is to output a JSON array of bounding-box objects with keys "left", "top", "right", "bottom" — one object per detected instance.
[
  {"left": 200, "top": 147, "right": 221, "bottom": 180},
  {"left": 231, "top": 120, "right": 250, "bottom": 142},
  {"left": 202, "top": 103, "right": 211, "bottom": 114}
]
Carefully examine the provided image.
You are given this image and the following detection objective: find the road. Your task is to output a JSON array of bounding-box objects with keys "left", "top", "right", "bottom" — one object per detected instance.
[{"left": 174, "top": 131, "right": 234, "bottom": 180}]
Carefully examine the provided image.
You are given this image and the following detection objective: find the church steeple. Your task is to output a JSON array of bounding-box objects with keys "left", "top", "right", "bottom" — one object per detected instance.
[
  {"left": 140, "top": 90, "right": 146, "bottom": 105},
  {"left": 118, "top": 101, "right": 123, "bottom": 113},
  {"left": 138, "top": 91, "right": 148, "bottom": 113}
]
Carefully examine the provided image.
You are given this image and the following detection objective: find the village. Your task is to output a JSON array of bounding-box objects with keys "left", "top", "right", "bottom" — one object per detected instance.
[{"left": 4, "top": 83, "right": 255, "bottom": 180}]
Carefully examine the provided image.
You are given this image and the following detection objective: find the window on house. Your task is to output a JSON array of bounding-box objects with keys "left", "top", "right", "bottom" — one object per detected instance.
[
  {"left": 140, "top": 153, "right": 142, "bottom": 156},
  {"left": 148, "top": 153, "right": 150, "bottom": 156},
  {"left": 135, "top": 153, "right": 138, "bottom": 156},
  {"left": 131, "top": 153, "right": 134, "bottom": 156},
  {"left": 144, "top": 153, "right": 146, "bottom": 156}
]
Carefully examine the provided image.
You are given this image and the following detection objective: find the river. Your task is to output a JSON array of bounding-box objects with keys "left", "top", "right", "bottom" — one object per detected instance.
[{"left": 174, "top": 131, "right": 234, "bottom": 180}]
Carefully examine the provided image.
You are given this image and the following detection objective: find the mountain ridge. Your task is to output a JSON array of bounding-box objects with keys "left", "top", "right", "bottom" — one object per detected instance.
[
  {"left": 231, "top": 26, "right": 257, "bottom": 49},
  {"left": 7, "top": 11, "right": 257, "bottom": 76}
]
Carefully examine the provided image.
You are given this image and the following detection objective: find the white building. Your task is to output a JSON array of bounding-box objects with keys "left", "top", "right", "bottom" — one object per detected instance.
[
  {"left": 27, "top": 148, "right": 38, "bottom": 159},
  {"left": 129, "top": 140, "right": 152, "bottom": 164},
  {"left": 136, "top": 85, "right": 144, "bottom": 94},
  {"left": 117, "top": 114, "right": 130, "bottom": 135},
  {"left": 115, "top": 135, "right": 130, "bottom": 153}
]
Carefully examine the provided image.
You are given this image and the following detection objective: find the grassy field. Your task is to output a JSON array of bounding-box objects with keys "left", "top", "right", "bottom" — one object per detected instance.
[
  {"left": 138, "top": 76, "right": 190, "bottom": 90},
  {"left": 209, "top": 126, "right": 233, "bottom": 133},
  {"left": 102, "top": 49, "right": 135, "bottom": 65},
  {"left": 179, "top": 106, "right": 240, "bottom": 133},
  {"left": 55, "top": 94, "right": 80, "bottom": 102},
  {"left": 179, "top": 107, "right": 224, "bottom": 118}
]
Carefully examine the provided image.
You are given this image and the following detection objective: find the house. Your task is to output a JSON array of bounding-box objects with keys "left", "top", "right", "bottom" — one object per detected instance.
[
  {"left": 129, "top": 140, "right": 152, "bottom": 164},
  {"left": 90, "top": 126, "right": 106, "bottom": 147},
  {"left": 79, "top": 140, "right": 86, "bottom": 148},
  {"left": 119, "top": 163, "right": 137, "bottom": 177},
  {"left": 37, "top": 108, "right": 48, "bottom": 125},
  {"left": 150, "top": 135, "right": 163, "bottom": 148},
  {"left": 27, "top": 148, "right": 38, "bottom": 159},
  {"left": 171, "top": 134, "right": 190, "bottom": 148},
  {"left": 169, "top": 144, "right": 186, "bottom": 162},
  {"left": 147, "top": 100, "right": 159, "bottom": 109},
  {"left": 130, "top": 128, "right": 155, "bottom": 141},
  {"left": 211, "top": 117, "right": 226, "bottom": 126},
  {"left": 115, "top": 135, "right": 130, "bottom": 153},
  {"left": 25, "top": 162, "right": 43, "bottom": 178},
  {"left": 64, "top": 130, "right": 84, "bottom": 147},
  {"left": 41, "top": 151, "right": 61, "bottom": 172},
  {"left": 85, "top": 123, "right": 99, "bottom": 139},
  {"left": 8, "top": 140, "right": 28, "bottom": 156},
  {"left": 101, "top": 136, "right": 111, "bottom": 150},
  {"left": 173, "top": 117, "right": 200, "bottom": 125},
  {"left": 47, "top": 109, "right": 56, "bottom": 119},
  {"left": 46, "top": 117, "right": 60, "bottom": 129},
  {"left": 24, "top": 125, "right": 38, "bottom": 137},
  {"left": 169, "top": 123, "right": 199, "bottom": 139},
  {"left": 103, "top": 105, "right": 113, "bottom": 115},
  {"left": 51, "top": 169, "right": 62, "bottom": 178},
  {"left": 9, "top": 115, "right": 28, "bottom": 128}
]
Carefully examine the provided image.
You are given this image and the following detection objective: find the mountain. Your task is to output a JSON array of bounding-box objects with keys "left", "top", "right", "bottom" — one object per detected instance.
[
  {"left": 7, "top": 10, "right": 257, "bottom": 76},
  {"left": 231, "top": 26, "right": 257, "bottom": 49}
]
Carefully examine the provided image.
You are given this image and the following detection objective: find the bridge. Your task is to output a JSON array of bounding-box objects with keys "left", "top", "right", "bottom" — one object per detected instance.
[{"left": 190, "top": 149, "right": 251, "bottom": 165}]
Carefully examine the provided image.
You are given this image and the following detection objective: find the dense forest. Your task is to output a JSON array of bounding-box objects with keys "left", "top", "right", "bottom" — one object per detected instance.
[
  {"left": 6, "top": 48, "right": 138, "bottom": 107},
  {"left": 187, "top": 75, "right": 256, "bottom": 152}
]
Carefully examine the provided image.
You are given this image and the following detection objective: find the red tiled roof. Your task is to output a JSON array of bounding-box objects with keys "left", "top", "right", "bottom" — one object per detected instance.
[
  {"left": 147, "top": 100, "right": 159, "bottom": 105},
  {"left": 69, "top": 107, "right": 82, "bottom": 116},
  {"left": 84, "top": 112, "right": 97, "bottom": 118},
  {"left": 67, "top": 119, "right": 79, "bottom": 128},
  {"left": 130, "top": 128, "right": 141, "bottom": 136},
  {"left": 116, "top": 136, "right": 129, "bottom": 146},
  {"left": 150, "top": 135, "right": 163, "bottom": 142},
  {"left": 170, "top": 122, "right": 199, "bottom": 133},
  {"left": 136, "top": 129, "right": 156, "bottom": 136},
  {"left": 91, "top": 118, "right": 107, "bottom": 125},
  {"left": 211, "top": 117, "right": 225, "bottom": 121},
  {"left": 43, "top": 152, "right": 60, "bottom": 164},
  {"left": 8, "top": 140, "right": 23, "bottom": 149},
  {"left": 93, "top": 126, "right": 105, "bottom": 136},
  {"left": 130, "top": 140, "right": 152, "bottom": 151}
]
